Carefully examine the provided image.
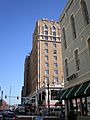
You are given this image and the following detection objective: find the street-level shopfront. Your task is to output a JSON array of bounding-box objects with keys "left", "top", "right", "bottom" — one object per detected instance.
[{"left": 56, "top": 80, "right": 90, "bottom": 118}]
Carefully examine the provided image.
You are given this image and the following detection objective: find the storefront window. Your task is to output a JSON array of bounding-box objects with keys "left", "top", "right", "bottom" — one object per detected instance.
[{"left": 87, "top": 97, "right": 90, "bottom": 116}]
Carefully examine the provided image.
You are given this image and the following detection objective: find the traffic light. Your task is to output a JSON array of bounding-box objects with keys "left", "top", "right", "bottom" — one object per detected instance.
[
  {"left": 17, "top": 96, "right": 19, "bottom": 99},
  {"left": 5, "top": 95, "right": 7, "bottom": 99}
]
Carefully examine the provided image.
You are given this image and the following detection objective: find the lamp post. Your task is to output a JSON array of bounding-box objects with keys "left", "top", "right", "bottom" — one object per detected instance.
[{"left": 47, "top": 82, "right": 50, "bottom": 116}]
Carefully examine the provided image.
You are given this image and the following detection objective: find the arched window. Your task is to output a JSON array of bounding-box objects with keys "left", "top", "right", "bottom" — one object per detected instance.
[
  {"left": 52, "top": 26, "right": 56, "bottom": 31},
  {"left": 44, "top": 24, "right": 48, "bottom": 35},
  {"left": 44, "top": 24, "right": 48, "bottom": 30},
  {"left": 65, "top": 59, "right": 69, "bottom": 77},
  {"left": 70, "top": 15, "right": 76, "bottom": 40},
  {"left": 62, "top": 27, "right": 67, "bottom": 49},
  {"left": 74, "top": 49, "right": 80, "bottom": 71},
  {"left": 81, "top": 0, "right": 90, "bottom": 26}
]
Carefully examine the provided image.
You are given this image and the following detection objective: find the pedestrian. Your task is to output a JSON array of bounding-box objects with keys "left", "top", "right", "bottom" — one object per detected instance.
[{"left": 60, "top": 110, "right": 65, "bottom": 120}]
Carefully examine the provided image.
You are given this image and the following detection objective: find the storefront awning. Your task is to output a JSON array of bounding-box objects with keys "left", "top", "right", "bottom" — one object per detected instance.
[
  {"left": 55, "top": 80, "right": 90, "bottom": 100},
  {"left": 66, "top": 84, "right": 80, "bottom": 99},
  {"left": 75, "top": 80, "right": 90, "bottom": 97},
  {"left": 84, "top": 82, "right": 90, "bottom": 95},
  {"left": 61, "top": 87, "right": 72, "bottom": 100}
]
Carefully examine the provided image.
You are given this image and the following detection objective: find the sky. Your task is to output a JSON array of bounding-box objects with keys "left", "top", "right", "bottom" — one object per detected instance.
[{"left": 0, "top": 0, "right": 68, "bottom": 105}]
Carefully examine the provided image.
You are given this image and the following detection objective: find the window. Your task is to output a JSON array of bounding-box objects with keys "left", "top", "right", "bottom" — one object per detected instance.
[
  {"left": 53, "top": 43, "right": 56, "bottom": 48},
  {"left": 45, "top": 49, "right": 48, "bottom": 53},
  {"left": 44, "top": 24, "right": 48, "bottom": 30},
  {"left": 45, "top": 43, "right": 48, "bottom": 47},
  {"left": 45, "top": 70, "right": 49, "bottom": 75},
  {"left": 70, "top": 15, "right": 76, "bottom": 39},
  {"left": 53, "top": 31, "right": 56, "bottom": 36},
  {"left": 53, "top": 37, "right": 56, "bottom": 41},
  {"left": 54, "top": 56, "right": 57, "bottom": 61},
  {"left": 54, "top": 63, "right": 58, "bottom": 68},
  {"left": 81, "top": 0, "right": 90, "bottom": 26},
  {"left": 87, "top": 38, "right": 90, "bottom": 54},
  {"left": 65, "top": 59, "right": 69, "bottom": 77},
  {"left": 45, "top": 77, "right": 49, "bottom": 81},
  {"left": 74, "top": 49, "right": 80, "bottom": 71},
  {"left": 62, "top": 28, "right": 67, "bottom": 49},
  {"left": 44, "top": 36, "right": 48, "bottom": 40},
  {"left": 45, "top": 62, "right": 49, "bottom": 67},
  {"left": 53, "top": 50, "right": 57, "bottom": 54},
  {"left": 44, "top": 31, "right": 48, "bottom": 35},
  {"left": 52, "top": 26, "right": 56, "bottom": 31},
  {"left": 45, "top": 55, "right": 48, "bottom": 60},
  {"left": 54, "top": 77, "right": 58, "bottom": 82},
  {"left": 51, "top": 90, "right": 59, "bottom": 100},
  {"left": 54, "top": 70, "right": 58, "bottom": 75}
]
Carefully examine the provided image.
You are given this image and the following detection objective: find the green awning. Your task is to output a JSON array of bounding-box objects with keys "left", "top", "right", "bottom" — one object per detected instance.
[
  {"left": 67, "top": 84, "right": 81, "bottom": 99},
  {"left": 84, "top": 82, "right": 90, "bottom": 95},
  {"left": 55, "top": 80, "right": 90, "bottom": 100},
  {"left": 75, "top": 81, "right": 90, "bottom": 97},
  {"left": 61, "top": 87, "right": 72, "bottom": 100}
]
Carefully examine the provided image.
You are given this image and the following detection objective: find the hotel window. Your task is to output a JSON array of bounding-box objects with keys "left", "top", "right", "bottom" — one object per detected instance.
[
  {"left": 53, "top": 37, "right": 56, "bottom": 41},
  {"left": 65, "top": 59, "right": 69, "bottom": 77},
  {"left": 54, "top": 63, "right": 58, "bottom": 68},
  {"left": 54, "top": 56, "right": 57, "bottom": 61},
  {"left": 53, "top": 50, "right": 57, "bottom": 54},
  {"left": 52, "top": 26, "right": 56, "bottom": 31},
  {"left": 45, "top": 77, "right": 49, "bottom": 81},
  {"left": 54, "top": 77, "right": 58, "bottom": 82},
  {"left": 45, "top": 49, "right": 48, "bottom": 53},
  {"left": 45, "top": 55, "right": 48, "bottom": 60},
  {"left": 53, "top": 43, "right": 56, "bottom": 48},
  {"left": 45, "top": 70, "right": 49, "bottom": 75},
  {"left": 44, "top": 31, "right": 48, "bottom": 35},
  {"left": 74, "top": 49, "right": 80, "bottom": 71},
  {"left": 53, "top": 31, "right": 56, "bottom": 36},
  {"left": 70, "top": 15, "right": 76, "bottom": 40},
  {"left": 87, "top": 38, "right": 90, "bottom": 54},
  {"left": 45, "top": 62, "right": 49, "bottom": 67},
  {"left": 54, "top": 70, "right": 58, "bottom": 75},
  {"left": 44, "top": 24, "right": 48, "bottom": 30},
  {"left": 44, "top": 36, "right": 48, "bottom": 40},
  {"left": 45, "top": 43, "right": 48, "bottom": 47},
  {"left": 62, "top": 28, "right": 67, "bottom": 49},
  {"left": 81, "top": 0, "right": 90, "bottom": 26}
]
